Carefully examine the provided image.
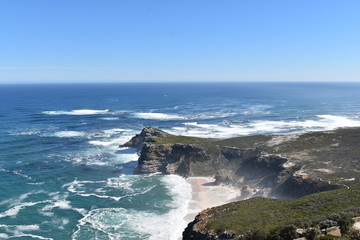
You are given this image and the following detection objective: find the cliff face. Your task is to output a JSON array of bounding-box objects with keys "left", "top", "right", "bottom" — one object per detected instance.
[
  {"left": 122, "top": 127, "right": 360, "bottom": 239},
  {"left": 123, "top": 127, "right": 360, "bottom": 199}
]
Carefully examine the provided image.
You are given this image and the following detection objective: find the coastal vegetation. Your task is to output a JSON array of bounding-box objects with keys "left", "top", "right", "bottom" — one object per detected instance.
[{"left": 185, "top": 186, "right": 360, "bottom": 239}]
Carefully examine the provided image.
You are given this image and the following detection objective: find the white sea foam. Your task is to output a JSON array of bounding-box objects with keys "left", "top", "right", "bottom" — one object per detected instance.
[
  {"left": 14, "top": 224, "right": 40, "bottom": 231},
  {"left": 63, "top": 179, "right": 124, "bottom": 201},
  {"left": 0, "top": 191, "right": 43, "bottom": 207},
  {"left": 0, "top": 200, "right": 50, "bottom": 218},
  {"left": 43, "top": 109, "right": 110, "bottom": 115},
  {"left": 0, "top": 224, "right": 48, "bottom": 239},
  {"left": 70, "top": 175, "right": 191, "bottom": 240},
  {"left": 132, "top": 112, "right": 241, "bottom": 121},
  {"left": 99, "top": 117, "right": 120, "bottom": 121},
  {"left": 0, "top": 233, "right": 8, "bottom": 238},
  {"left": 106, "top": 177, "right": 133, "bottom": 191},
  {"left": 88, "top": 140, "right": 114, "bottom": 146},
  {"left": 102, "top": 128, "right": 132, "bottom": 135},
  {"left": 63, "top": 151, "right": 113, "bottom": 166},
  {"left": 9, "top": 130, "right": 41, "bottom": 136},
  {"left": 41, "top": 193, "right": 71, "bottom": 212},
  {"left": 9, "top": 234, "right": 53, "bottom": 240},
  {"left": 88, "top": 128, "right": 135, "bottom": 149},
  {"left": 27, "top": 182, "right": 45, "bottom": 186},
  {"left": 133, "top": 112, "right": 187, "bottom": 120},
  {"left": 169, "top": 115, "right": 360, "bottom": 138},
  {"left": 89, "top": 136, "right": 132, "bottom": 148},
  {"left": 11, "top": 170, "right": 32, "bottom": 180},
  {"left": 51, "top": 218, "right": 70, "bottom": 230},
  {"left": 53, "top": 131, "right": 86, "bottom": 138}
]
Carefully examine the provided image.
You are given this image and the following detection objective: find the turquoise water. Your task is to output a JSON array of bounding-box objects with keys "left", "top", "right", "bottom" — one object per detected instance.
[{"left": 1, "top": 82, "right": 360, "bottom": 239}]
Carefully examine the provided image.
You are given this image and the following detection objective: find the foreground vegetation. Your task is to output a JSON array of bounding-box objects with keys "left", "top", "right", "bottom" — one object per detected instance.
[{"left": 194, "top": 186, "right": 360, "bottom": 239}]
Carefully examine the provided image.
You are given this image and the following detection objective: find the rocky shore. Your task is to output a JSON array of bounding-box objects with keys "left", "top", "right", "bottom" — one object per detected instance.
[{"left": 121, "top": 126, "right": 360, "bottom": 239}]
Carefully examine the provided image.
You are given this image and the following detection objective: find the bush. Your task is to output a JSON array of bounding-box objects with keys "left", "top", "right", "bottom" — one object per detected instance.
[
  {"left": 317, "top": 236, "right": 338, "bottom": 240},
  {"left": 278, "top": 225, "right": 299, "bottom": 240},
  {"left": 338, "top": 214, "right": 354, "bottom": 234},
  {"left": 319, "top": 219, "right": 338, "bottom": 230},
  {"left": 304, "top": 228, "right": 321, "bottom": 240},
  {"left": 347, "top": 229, "right": 360, "bottom": 240},
  {"left": 241, "top": 230, "right": 266, "bottom": 240}
]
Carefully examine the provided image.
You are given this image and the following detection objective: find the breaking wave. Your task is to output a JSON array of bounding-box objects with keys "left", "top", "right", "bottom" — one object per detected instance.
[
  {"left": 169, "top": 115, "right": 360, "bottom": 138},
  {"left": 71, "top": 175, "right": 191, "bottom": 240},
  {"left": 43, "top": 109, "right": 110, "bottom": 115},
  {"left": 132, "top": 112, "right": 187, "bottom": 120},
  {"left": 52, "top": 131, "right": 86, "bottom": 138}
]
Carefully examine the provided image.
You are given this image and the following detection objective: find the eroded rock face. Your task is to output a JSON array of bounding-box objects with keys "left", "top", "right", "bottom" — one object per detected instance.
[
  {"left": 120, "top": 126, "right": 172, "bottom": 151},
  {"left": 124, "top": 127, "right": 360, "bottom": 199},
  {"left": 136, "top": 143, "right": 209, "bottom": 176}
]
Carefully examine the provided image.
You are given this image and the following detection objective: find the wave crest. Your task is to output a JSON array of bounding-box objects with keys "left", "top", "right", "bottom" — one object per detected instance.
[{"left": 43, "top": 109, "right": 109, "bottom": 115}]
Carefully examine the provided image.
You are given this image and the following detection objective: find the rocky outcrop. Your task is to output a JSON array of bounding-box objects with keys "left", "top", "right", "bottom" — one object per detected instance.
[
  {"left": 120, "top": 126, "right": 172, "bottom": 151},
  {"left": 123, "top": 127, "right": 360, "bottom": 240},
  {"left": 136, "top": 143, "right": 209, "bottom": 175},
  {"left": 123, "top": 127, "right": 360, "bottom": 198}
]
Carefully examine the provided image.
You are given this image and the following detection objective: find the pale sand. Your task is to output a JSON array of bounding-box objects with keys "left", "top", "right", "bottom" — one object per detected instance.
[
  {"left": 184, "top": 177, "right": 240, "bottom": 223},
  {"left": 354, "top": 222, "right": 360, "bottom": 230}
]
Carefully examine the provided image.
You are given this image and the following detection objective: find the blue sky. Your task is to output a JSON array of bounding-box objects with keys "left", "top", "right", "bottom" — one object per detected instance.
[{"left": 0, "top": 0, "right": 359, "bottom": 83}]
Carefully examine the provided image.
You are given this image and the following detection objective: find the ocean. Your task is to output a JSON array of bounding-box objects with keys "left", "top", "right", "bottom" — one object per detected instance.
[{"left": 1, "top": 82, "right": 360, "bottom": 240}]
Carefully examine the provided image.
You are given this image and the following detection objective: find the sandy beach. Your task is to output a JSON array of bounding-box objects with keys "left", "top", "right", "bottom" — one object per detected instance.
[{"left": 184, "top": 177, "right": 240, "bottom": 223}]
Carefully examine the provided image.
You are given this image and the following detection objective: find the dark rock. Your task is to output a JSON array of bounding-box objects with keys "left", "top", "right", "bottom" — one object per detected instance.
[
  {"left": 120, "top": 126, "right": 172, "bottom": 151},
  {"left": 214, "top": 170, "right": 233, "bottom": 185}
]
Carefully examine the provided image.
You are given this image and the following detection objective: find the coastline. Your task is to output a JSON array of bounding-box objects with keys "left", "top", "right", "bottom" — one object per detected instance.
[{"left": 182, "top": 177, "right": 240, "bottom": 231}]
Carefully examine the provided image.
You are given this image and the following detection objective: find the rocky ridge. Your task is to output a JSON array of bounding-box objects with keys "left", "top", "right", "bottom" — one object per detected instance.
[
  {"left": 121, "top": 126, "right": 360, "bottom": 239},
  {"left": 122, "top": 127, "right": 360, "bottom": 198}
]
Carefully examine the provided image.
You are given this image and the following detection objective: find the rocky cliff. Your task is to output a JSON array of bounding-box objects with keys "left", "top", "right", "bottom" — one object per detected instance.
[
  {"left": 122, "top": 127, "right": 360, "bottom": 198},
  {"left": 122, "top": 127, "right": 360, "bottom": 239}
]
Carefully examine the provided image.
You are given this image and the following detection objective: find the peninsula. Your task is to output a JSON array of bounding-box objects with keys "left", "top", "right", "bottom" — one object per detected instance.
[{"left": 122, "top": 127, "right": 360, "bottom": 239}]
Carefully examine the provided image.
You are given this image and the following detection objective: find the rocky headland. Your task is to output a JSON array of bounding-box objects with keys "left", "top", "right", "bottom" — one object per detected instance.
[{"left": 121, "top": 127, "right": 360, "bottom": 239}]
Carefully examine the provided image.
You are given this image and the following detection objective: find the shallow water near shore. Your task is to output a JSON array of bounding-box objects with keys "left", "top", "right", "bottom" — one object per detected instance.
[{"left": 1, "top": 82, "right": 360, "bottom": 239}]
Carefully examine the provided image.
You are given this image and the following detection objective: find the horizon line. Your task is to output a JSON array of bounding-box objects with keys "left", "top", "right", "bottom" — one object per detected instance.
[{"left": 1, "top": 80, "right": 360, "bottom": 85}]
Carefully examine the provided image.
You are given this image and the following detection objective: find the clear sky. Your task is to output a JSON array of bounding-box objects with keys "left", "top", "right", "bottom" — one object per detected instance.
[{"left": 0, "top": 0, "right": 359, "bottom": 83}]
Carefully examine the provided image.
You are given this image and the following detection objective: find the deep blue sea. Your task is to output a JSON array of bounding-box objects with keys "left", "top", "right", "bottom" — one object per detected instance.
[{"left": 1, "top": 82, "right": 360, "bottom": 240}]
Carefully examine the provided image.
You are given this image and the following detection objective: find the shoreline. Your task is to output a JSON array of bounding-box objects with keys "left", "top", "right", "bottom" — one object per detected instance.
[{"left": 182, "top": 177, "right": 240, "bottom": 230}]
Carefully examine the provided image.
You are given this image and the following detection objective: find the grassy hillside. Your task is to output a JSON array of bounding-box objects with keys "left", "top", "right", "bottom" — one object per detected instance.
[{"left": 197, "top": 186, "right": 360, "bottom": 235}]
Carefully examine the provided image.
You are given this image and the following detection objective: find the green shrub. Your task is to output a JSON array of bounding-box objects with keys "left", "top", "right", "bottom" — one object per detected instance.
[
  {"left": 347, "top": 229, "right": 360, "bottom": 240},
  {"left": 304, "top": 228, "right": 321, "bottom": 240},
  {"left": 338, "top": 214, "right": 354, "bottom": 234},
  {"left": 278, "top": 225, "right": 299, "bottom": 240}
]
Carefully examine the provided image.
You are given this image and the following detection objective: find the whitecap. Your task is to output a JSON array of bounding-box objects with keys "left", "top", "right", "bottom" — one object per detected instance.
[
  {"left": 99, "top": 117, "right": 120, "bottom": 121},
  {"left": 11, "top": 170, "right": 32, "bottom": 180},
  {"left": 0, "top": 191, "right": 43, "bottom": 207},
  {"left": 0, "top": 200, "right": 51, "bottom": 218},
  {"left": 0, "top": 224, "right": 47, "bottom": 239},
  {"left": 133, "top": 112, "right": 187, "bottom": 120},
  {"left": 62, "top": 151, "right": 113, "bottom": 166},
  {"left": 43, "top": 109, "right": 109, "bottom": 115},
  {"left": 63, "top": 178, "right": 128, "bottom": 201},
  {"left": 52, "top": 131, "right": 86, "bottom": 138},
  {"left": 10, "top": 234, "right": 53, "bottom": 240},
  {"left": 8, "top": 130, "right": 41, "bottom": 136},
  {"left": 168, "top": 115, "right": 360, "bottom": 138},
  {"left": 0, "top": 233, "right": 8, "bottom": 239},
  {"left": 102, "top": 128, "right": 132, "bottom": 135}
]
